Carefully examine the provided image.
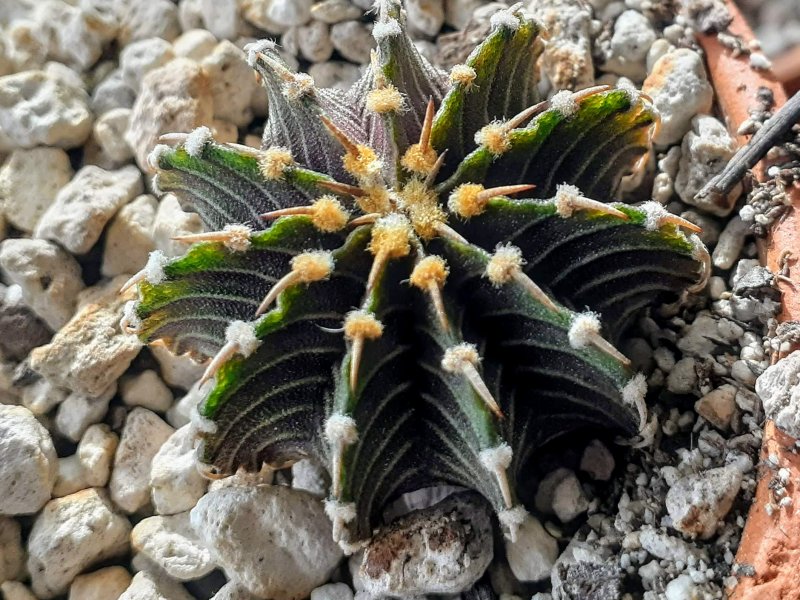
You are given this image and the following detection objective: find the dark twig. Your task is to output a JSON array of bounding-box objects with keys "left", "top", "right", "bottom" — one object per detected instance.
[{"left": 695, "top": 89, "right": 800, "bottom": 209}]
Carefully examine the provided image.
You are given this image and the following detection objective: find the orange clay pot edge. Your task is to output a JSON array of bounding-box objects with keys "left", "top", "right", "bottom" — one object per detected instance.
[{"left": 697, "top": 3, "right": 800, "bottom": 599}]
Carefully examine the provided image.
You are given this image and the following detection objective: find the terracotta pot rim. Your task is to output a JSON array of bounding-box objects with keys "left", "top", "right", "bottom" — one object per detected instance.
[{"left": 697, "top": 2, "right": 799, "bottom": 598}]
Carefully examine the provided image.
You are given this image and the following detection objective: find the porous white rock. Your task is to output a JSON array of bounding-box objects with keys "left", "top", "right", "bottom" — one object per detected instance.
[
  {"left": 91, "top": 69, "right": 136, "bottom": 115},
  {"left": 311, "top": 0, "right": 363, "bottom": 24},
  {"left": 126, "top": 58, "right": 214, "bottom": 172},
  {"left": 166, "top": 381, "right": 206, "bottom": 428},
  {"left": 173, "top": 29, "right": 219, "bottom": 60},
  {"left": 528, "top": 0, "right": 594, "bottom": 91},
  {"left": 27, "top": 488, "right": 131, "bottom": 598},
  {"left": 150, "top": 425, "right": 208, "bottom": 515},
  {"left": 310, "top": 583, "right": 354, "bottom": 600},
  {"left": 179, "top": 0, "right": 244, "bottom": 40},
  {"left": 298, "top": 21, "right": 334, "bottom": 63},
  {"left": 675, "top": 115, "right": 739, "bottom": 216},
  {"left": 35, "top": 165, "right": 143, "bottom": 255},
  {"left": 0, "top": 405, "right": 57, "bottom": 515},
  {"left": 191, "top": 485, "right": 343, "bottom": 599},
  {"left": 534, "top": 468, "right": 588, "bottom": 521},
  {"left": 331, "top": 21, "right": 375, "bottom": 64},
  {"left": 353, "top": 493, "right": 493, "bottom": 596},
  {"left": 93, "top": 108, "right": 134, "bottom": 165},
  {"left": 69, "top": 566, "right": 132, "bottom": 600},
  {"left": 0, "top": 147, "right": 74, "bottom": 233},
  {"left": 601, "top": 10, "right": 656, "bottom": 81},
  {"left": 118, "top": 570, "right": 193, "bottom": 600},
  {"left": 202, "top": 41, "right": 258, "bottom": 127},
  {"left": 240, "top": 0, "right": 291, "bottom": 34},
  {"left": 666, "top": 357, "right": 697, "bottom": 395},
  {"left": 102, "top": 194, "right": 157, "bottom": 277},
  {"left": 121, "top": 369, "right": 173, "bottom": 413},
  {"left": 132, "top": 512, "right": 215, "bottom": 581},
  {"left": 120, "top": 38, "right": 175, "bottom": 92},
  {"left": 639, "top": 527, "right": 703, "bottom": 562},
  {"left": 30, "top": 277, "right": 142, "bottom": 397},
  {"left": 0, "top": 238, "right": 84, "bottom": 332},
  {"left": 665, "top": 465, "right": 741, "bottom": 539},
  {"left": 665, "top": 574, "right": 701, "bottom": 600},
  {"left": 694, "top": 384, "right": 737, "bottom": 431},
  {"left": 756, "top": 351, "right": 800, "bottom": 438},
  {"left": 151, "top": 344, "right": 205, "bottom": 390},
  {"left": 642, "top": 49, "right": 714, "bottom": 146},
  {"left": 0, "top": 70, "right": 92, "bottom": 152},
  {"left": 712, "top": 216, "right": 749, "bottom": 270},
  {"left": 504, "top": 512, "right": 558, "bottom": 582},
  {"left": 55, "top": 384, "right": 117, "bottom": 443},
  {"left": 406, "top": 0, "right": 445, "bottom": 38},
  {"left": 579, "top": 439, "right": 615, "bottom": 481},
  {"left": 21, "top": 378, "right": 68, "bottom": 416},
  {"left": 110, "top": 408, "right": 175, "bottom": 514},
  {"left": 152, "top": 194, "right": 204, "bottom": 258},
  {"left": 53, "top": 424, "right": 118, "bottom": 497},
  {"left": 268, "top": 0, "right": 314, "bottom": 27},
  {"left": 291, "top": 459, "right": 328, "bottom": 497},
  {"left": 117, "top": 0, "right": 181, "bottom": 45},
  {"left": 0, "top": 516, "right": 24, "bottom": 582}
]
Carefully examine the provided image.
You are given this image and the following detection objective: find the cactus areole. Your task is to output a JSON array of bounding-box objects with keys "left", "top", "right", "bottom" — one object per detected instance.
[{"left": 124, "top": 1, "right": 710, "bottom": 551}]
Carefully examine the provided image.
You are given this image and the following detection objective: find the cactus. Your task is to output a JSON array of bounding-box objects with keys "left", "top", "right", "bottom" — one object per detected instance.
[{"left": 124, "top": 2, "right": 709, "bottom": 550}]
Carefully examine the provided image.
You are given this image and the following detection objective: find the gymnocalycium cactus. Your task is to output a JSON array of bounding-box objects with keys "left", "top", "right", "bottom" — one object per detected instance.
[{"left": 123, "top": 1, "right": 710, "bottom": 550}]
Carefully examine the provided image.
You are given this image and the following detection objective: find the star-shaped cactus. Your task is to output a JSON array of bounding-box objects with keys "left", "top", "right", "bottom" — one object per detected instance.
[{"left": 123, "top": 1, "right": 709, "bottom": 550}]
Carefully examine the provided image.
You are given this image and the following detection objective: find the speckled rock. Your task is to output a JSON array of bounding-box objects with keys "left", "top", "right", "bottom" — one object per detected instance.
[
  {"left": 126, "top": 58, "right": 214, "bottom": 172},
  {"left": 69, "top": 566, "right": 132, "bottom": 600},
  {"left": 30, "top": 278, "right": 142, "bottom": 397},
  {"left": 117, "top": 570, "right": 192, "bottom": 600},
  {"left": 0, "top": 70, "right": 92, "bottom": 152},
  {"left": 191, "top": 485, "right": 343, "bottom": 599},
  {"left": 0, "top": 405, "right": 57, "bottom": 515},
  {"left": 150, "top": 425, "right": 208, "bottom": 515},
  {"left": 201, "top": 41, "right": 258, "bottom": 127},
  {"left": 35, "top": 165, "right": 143, "bottom": 255},
  {"left": 756, "top": 351, "right": 800, "bottom": 439},
  {"left": 330, "top": 21, "right": 375, "bottom": 64},
  {"left": 53, "top": 424, "right": 118, "bottom": 497},
  {"left": 102, "top": 194, "right": 157, "bottom": 278},
  {"left": 642, "top": 49, "right": 714, "bottom": 146},
  {"left": 0, "top": 147, "right": 74, "bottom": 233},
  {"left": 110, "top": 408, "right": 175, "bottom": 514},
  {"left": 55, "top": 384, "right": 117, "bottom": 443},
  {"left": 27, "top": 488, "right": 131, "bottom": 598},
  {"left": 132, "top": 512, "right": 215, "bottom": 581},
  {"left": 117, "top": 0, "right": 181, "bottom": 46},
  {"left": 504, "top": 512, "right": 558, "bottom": 582},
  {"left": 665, "top": 465, "right": 742, "bottom": 539},
  {"left": 353, "top": 493, "right": 493, "bottom": 596}
]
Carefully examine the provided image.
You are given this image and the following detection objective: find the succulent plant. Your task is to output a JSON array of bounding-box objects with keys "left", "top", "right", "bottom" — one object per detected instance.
[{"left": 123, "top": 1, "right": 709, "bottom": 550}]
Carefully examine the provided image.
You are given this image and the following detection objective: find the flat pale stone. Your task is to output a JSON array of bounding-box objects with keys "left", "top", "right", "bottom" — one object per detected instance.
[
  {"left": 110, "top": 408, "right": 175, "bottom": 514},
  {"left": 27, "top": 488, "right": 131, "bottom": 598},
  {"left": 69, "top": 566, "right": 132, "bottom": 600},
  {"left": 150, "top": 425, "right": 208, "bottom": 515},
  {"left": 30, "top": 277, "right": 142, "bottom": 397},
  {"left": 0, "top": 405, "right": 57, "bottom": 515},
  {"left": 131, "top": 512, "right": 215, "bottom": 581}
]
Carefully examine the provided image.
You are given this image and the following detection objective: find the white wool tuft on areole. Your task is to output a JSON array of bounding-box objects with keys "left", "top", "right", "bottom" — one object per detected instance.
[
  {"left": 324, "top": 414, "right": 359, "bottom": 446},
  {"left": 479, "top": 443, "right": 513, "bottom": 472},
  {"left": 190, "top": 406, "right": 218, "bottom": 435},
  {"left": 549, "top": 90, "right": 578, "bottom": 118},
  {"left": 490, "top": 8, "right": 521, "bottom": 31},
  {"left": 225, "top": 320, "right": 261, "bottom": 356},
  {"left": 497, "top": 505, "right": 528, "bottom": 541},
  {"left": 120, "top": 300, "right": 141, "bottom": 332},
  {"left": 638, "top": 200, "right": 668, "bottom": 231},
  {"left": 324, "top": 499, "right": 357, "bottom": 523},
  {"left": 372, "top": 18, "right": 402, "bottom": 41},
  {"left": 147, "top": 144, "right": 172, "bottom": 171},
  {"left": 621, "top": 372, "right": 648, "bottom": 430},
  {"left": 185, "top": 126, "right": 213, "bottom": 157},
  {"left": 143, "top": 250, "right": 169, "bottom": 285},
  {"left": 244, "top": 39, "right": 277, "bottom": 67},
  {"left": 568, "top": 311, "right": 601, "bottom": 349},
  {"left": 554, "top": 183, "right": 582, "bottom": 217}
]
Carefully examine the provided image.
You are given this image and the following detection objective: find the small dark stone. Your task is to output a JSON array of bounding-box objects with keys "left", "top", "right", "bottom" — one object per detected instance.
[{"left": 0, "top": 296, "right": 52, "bottom": 361}]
